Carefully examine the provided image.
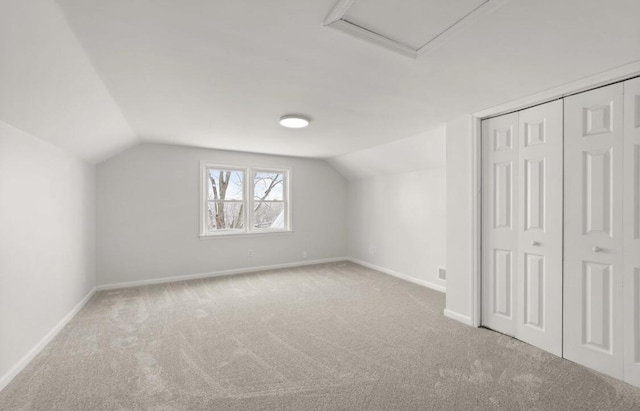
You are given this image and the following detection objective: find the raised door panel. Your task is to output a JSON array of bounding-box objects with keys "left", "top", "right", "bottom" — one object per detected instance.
[
  {"left": 494, "top": 162, "right": 513, "bottom": 230},
  {"left": 582, "top": 262, "right": 613, "bottom": 353},
  {"left": 564, "top": 83, "right": 624, "bottom": 379},
  {"left": 623, "top": 77, "right": 640, "bottom": 386},
  {"left": 482, "top": 113, "right": 518, "bottom": 336},
  {"left": 517, "top": 100, "right": 563, "bottom": 356},
  {"left": 583, "top": 148, "right": 613, "bottom": 236},
  {"left": 493, "top": 249, "right": 513, "bottom": 317},
  {"left": 524, "top": 158, "right": 545, "bottom": 232},
  {"left": 523, "top": 253, "right": 544, "bottom": 328}
]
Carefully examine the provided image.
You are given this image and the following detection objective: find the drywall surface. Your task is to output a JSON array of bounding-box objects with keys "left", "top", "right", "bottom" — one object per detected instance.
[
  {"left": 347, "top": 168, "right": 446, "bottom": 290},
  {"left": 96, "top": 143, "right": 348, "bottom": 286},
  {"left": 54, "top": 0, "right": 640, "bottom": 159},
  {"left": 330, "top": 126, "right": 446, "bottom": 180},
  {"left": 0, "top": 1, "right": 136, "bottom": 163},
  {"left": 0, "top": 121, "right": 96, "bottom": 386},
  {"left": 445, "top": 115, "right": 475, "bottom": 324}
]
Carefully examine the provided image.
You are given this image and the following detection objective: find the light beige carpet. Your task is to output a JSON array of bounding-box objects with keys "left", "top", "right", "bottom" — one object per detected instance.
[{"left": 2, "top": 261, "right": 640, "bottom": 410}]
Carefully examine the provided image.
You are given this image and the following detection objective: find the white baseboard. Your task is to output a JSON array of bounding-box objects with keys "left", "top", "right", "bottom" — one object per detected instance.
[
  {"left": 443, "top": 308, "right": 473, "bottom": 326},
  {"left": 347, "top": 258, "right": 446, "bottom": 293},
  {"left": 96, "top": 257, "right": 349, "bottom": 291},
  {"left": 0, "top": 287, "right": 96, "bottom": 393}
]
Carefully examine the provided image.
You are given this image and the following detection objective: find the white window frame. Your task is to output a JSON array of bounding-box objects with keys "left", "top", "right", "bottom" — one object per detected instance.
[{"left": 199, "top": 162, "right": 291, "bottom": 238}]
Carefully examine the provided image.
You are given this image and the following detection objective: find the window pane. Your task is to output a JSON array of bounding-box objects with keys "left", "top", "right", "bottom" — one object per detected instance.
[
  {"left": 207, "top": 169, "right": 244, "bottom": 201},
  {"left": 253, "top": 201, "right": 285, "bottom": 229},
  {"left": 206, "top": 201, "right": 244, "bottom": 231},
  {"left": 253, "top": 172, "right": 284, "bottom": 201}
]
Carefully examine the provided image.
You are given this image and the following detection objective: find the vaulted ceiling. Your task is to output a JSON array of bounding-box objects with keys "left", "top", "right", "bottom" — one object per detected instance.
[{"left": 1, "top": 0, "right": 639, "bottom": 163}]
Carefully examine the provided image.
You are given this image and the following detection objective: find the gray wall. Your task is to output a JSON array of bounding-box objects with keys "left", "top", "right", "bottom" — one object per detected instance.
[
  {"left": 96, "top": 143, "right": 348, "bottom": 286},
  {"left": 0, "top": 121, "right": 96, "bottom": 388}
]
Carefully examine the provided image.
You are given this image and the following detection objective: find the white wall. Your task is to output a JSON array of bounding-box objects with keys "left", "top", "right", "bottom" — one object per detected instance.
[
  {"left": 444, "top": 115, "right": 477, "bottom": 326},
  {"left": 96, "top": 143, "right": 348, "bottom": 287},
  {"left": 348, "top": 168, "right": 446, "bottom": 290},
  {"left": 337, "top": 126, "right": 447, "bottom": 290},
  {"left": 330, "top": 127, "right": 446, "bottom": 180},
  {"left": 0, "top": 121, "right": 96, "bottom": 389}
]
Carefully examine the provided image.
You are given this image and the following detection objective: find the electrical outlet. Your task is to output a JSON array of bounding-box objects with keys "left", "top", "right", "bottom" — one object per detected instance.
[
  {"left": 247, "top": 249, "right": 253, "bottom": 257},
  {"left": 303, "top": 251, "right": 308, "bottom": 259},
  {"left": 369, "top": 245, "right": 376, "bottom": 256}
]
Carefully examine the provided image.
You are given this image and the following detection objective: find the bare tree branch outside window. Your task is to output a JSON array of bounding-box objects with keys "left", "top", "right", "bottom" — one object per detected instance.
[{"left": 202, "top": 166, "right": 288, "bottom": 234}]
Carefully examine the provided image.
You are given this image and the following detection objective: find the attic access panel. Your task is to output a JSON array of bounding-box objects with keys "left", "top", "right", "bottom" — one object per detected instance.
[{"left": 324, "top": 0, "right": 507, "bottom": 58}]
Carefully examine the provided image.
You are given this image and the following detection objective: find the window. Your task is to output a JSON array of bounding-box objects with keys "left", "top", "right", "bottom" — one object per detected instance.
[{"left": 200, "top": 163, "right": 290, "bottom": 236}]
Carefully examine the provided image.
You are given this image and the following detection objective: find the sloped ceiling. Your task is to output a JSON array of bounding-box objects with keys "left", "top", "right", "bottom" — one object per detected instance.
[
  {"left": 1, "top": 0, "right": 640, "bottom": 165},
  {"left": 0, "top": 1, "right": 137, "bottom": 163}
]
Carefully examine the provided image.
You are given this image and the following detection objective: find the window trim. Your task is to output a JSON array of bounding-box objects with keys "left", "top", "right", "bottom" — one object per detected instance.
[{"left": 199, "top": 162, "right": 292, "bottom": 238}]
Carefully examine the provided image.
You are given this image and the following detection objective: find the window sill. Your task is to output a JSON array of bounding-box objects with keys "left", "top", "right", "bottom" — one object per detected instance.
[{"left": 198, "top": 230, "right": 293, "bottom": 240}]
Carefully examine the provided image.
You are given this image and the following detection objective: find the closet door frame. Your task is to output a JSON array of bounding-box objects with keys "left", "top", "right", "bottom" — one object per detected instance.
[{"left": 623, "top": 76, "right": 640, "bottom": 386}]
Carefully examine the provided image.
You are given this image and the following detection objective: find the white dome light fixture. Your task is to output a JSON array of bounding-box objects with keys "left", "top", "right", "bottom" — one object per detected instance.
[{"left": 279, "top": 114, "right": 310, "bottom": 129}]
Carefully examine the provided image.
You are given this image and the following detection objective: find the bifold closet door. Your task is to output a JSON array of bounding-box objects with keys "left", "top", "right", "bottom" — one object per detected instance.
[
  {"left": 516, "top": 101, "right": 563, "bottom": 356},
  {"left": 623, "top": 76, "right": 640, "bottom": 386},
  {"left": 564, "top": 83, "right": 624, "bottom": 379},
  {"left": 481, "top": 100, "right": 562, "bottom": 356},
  {"left": 482, "top": 113, "right": 519, "bottom": 336}
]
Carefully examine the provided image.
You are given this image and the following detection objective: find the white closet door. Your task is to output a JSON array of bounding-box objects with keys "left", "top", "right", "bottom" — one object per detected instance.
[
  {"left": 623, "top": 77, "right": 640, "bottom": 386},
  {"left": 516, "top": 100, "right": 563, "bottom": 356},
  {"left": 482, "top": 113, "right": 519, "bottom": 336},
  {"left": 564, "top": 83, "right": 624, "bottom": 379}
]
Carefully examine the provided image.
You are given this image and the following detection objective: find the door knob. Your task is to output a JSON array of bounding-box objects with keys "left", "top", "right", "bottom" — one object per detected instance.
[
  {"left": 531, "top": 241, "right": 540, "bottom": 246},
  {"left": 592, "top": 246, "right": 602, "bottom": 252}
]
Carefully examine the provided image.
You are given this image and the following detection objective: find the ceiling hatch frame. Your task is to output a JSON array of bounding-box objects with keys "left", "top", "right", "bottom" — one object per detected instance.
[{"left": 324, "top": 0, "right": 510, "bottom": 58}]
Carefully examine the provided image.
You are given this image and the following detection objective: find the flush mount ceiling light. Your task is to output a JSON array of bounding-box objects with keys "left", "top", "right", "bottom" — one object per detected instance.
[{"left": 279, "top": 115, "right": 310, "bottom": 129}]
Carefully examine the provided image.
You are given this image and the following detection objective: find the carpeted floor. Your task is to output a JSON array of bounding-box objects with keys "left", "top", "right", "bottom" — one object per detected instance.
[{"left": 2, "top": 261, "right": 640, "bottom": 410}]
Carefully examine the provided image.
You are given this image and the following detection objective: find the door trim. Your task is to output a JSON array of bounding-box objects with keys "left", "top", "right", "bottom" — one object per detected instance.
[{"left": 474, "top": 60, "right": 640, "bottom": 119}]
